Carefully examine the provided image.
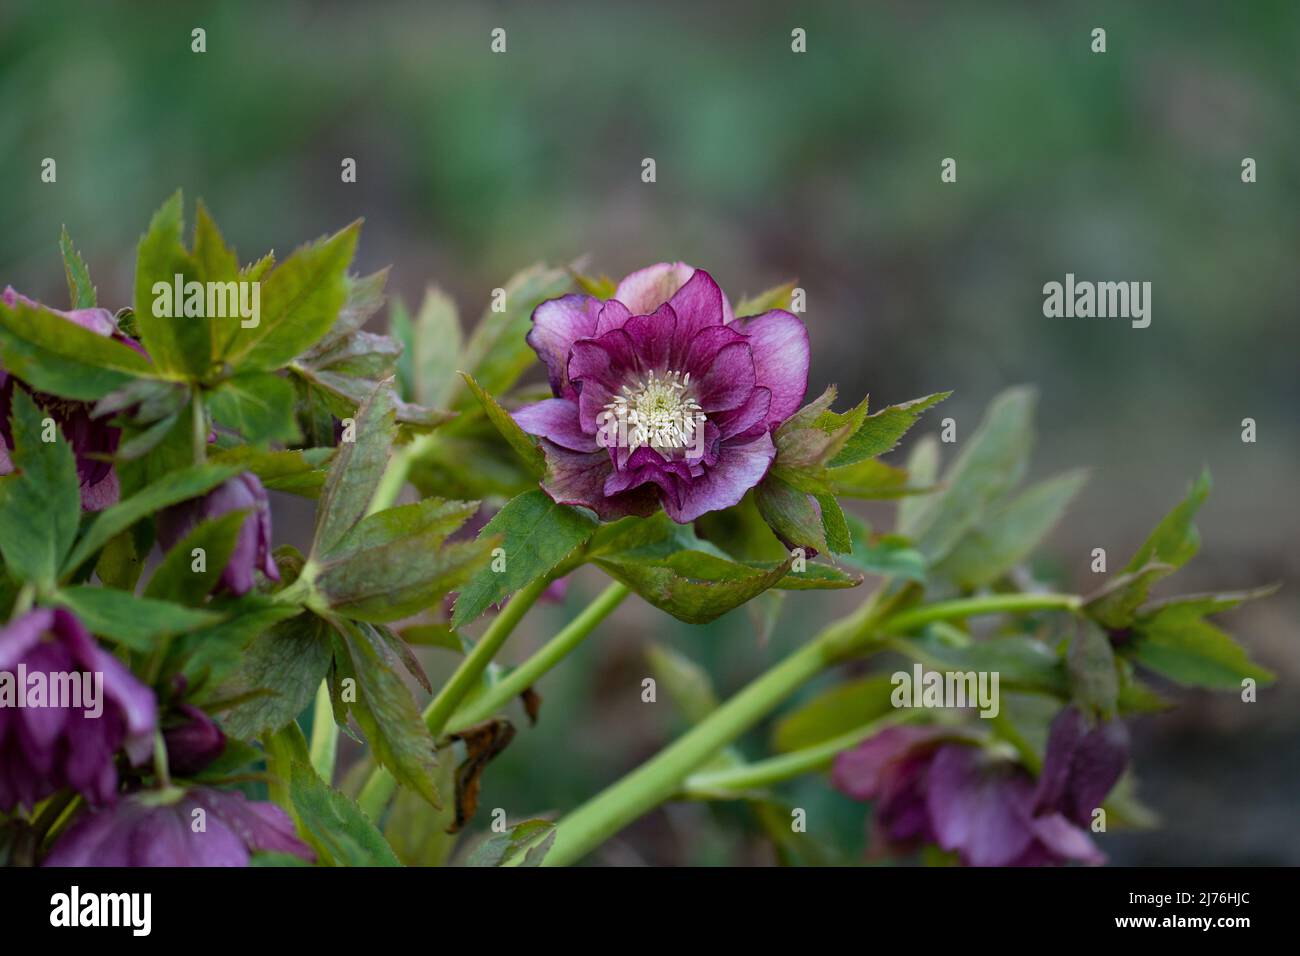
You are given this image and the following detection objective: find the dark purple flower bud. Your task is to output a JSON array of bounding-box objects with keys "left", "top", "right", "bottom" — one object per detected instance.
[
  {"left": 834, "top": 724, "right": 1106, "bottom": 867},
  {"left": 0, "top": 609, "right": 156, "bottom": 812},
  {"left": 156, "top": 472, "right": 281, "bottom": 596},
  {"left": 513, "top": 265, "right": 809, "bottom": 523},
  {"left": 162, "top": 704, "right": 226, "bottom": 776},
  {"left": 1033, "top": 705, "right": 1129, "bottom": 827},
  {"left": 42, "top": 786, "right": 314, "bottom": 867},
  {"left": 0, "top": 287, "right": 134, "bottom": 511}
]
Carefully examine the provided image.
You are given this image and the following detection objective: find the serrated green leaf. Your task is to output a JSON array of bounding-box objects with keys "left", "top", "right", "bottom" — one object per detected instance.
[
  {"left": 207, "top": 372, "right": 300, "bottom": 445},
  {"left": 907, "top": 387, "right": 1035, "bottom": 563},
  {"left": 1125, "top": 469, "right": 1210, "bottom": 573},
  {"left": 328, "top": 496, "right": 477, "bottom": 562},
  {"left": 451, "top": 489, "right": 598, "bottom": 628},
  {"left": 311, "top": 382, "right": 394, "bottom": 558},
  {"left": 935, "top": 469, "right": 1087, "bottom": 590},
  {"left": 753, "top": 472, "right": 828, "bottom": 555},
  {"left": 62, "top": 461, "right": 244, "bottom": 576},
  {"left": 0, "top": 390, "right": 80, "bottom": 587},
  {"left": 288, "top": 761, "right": 400, "bottom": 866},
  {"left": 1128, "top": 596, "right": 1275, "bottom": 690},
  {"left": 595, "top": 550, "right": 794, "bottom": 625},
  {"left": 459, "top": 373, "right": 545, "bottom": 478},
  {"left": 144, "top": 509, "right": 249, "bottom": 606},
  {"left": 318, "top": 533, "right": 493, "bottom": 623},
  {"left": 840, "top": 515, "right": 927, "bottom": 582},
  {"left": 0, "top": 301, "right": 156, "bottom": 401},
  {"left": 223, "top": 222, "right": 360, "bottom": 372},
  {"left": 400, "top": 287, "right": 462, "bottom": 407},
  {"left": 211, "top": 446, "right": 333, "bottom": 498},
  {"left": 54, "top": 586, "right": 221, "bottom": 652},
  {"left": 827, "top": 391, "right": 950, "bottom": 467},
  {"left": 59, "top": 225, "right": 96, "bottom": 308},
  {"left": 331, "top": 620, "right": 441, "bottom": 807},
  {"left": 1083, "top": 563, "right": 1173, "bottom": 630},
  {"left": 133, "top": 190, "right": 206, "bottom": 375},
  {"left": 466, "top": 818, "right": 555, "bottom": 867},
  {"left": 216, "top": 613, "right": 333, "bottom": 739}
]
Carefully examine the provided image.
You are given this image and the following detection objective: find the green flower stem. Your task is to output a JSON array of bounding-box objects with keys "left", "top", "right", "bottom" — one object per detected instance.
[
  {"left": 366, "top": 431, "right": 439, "bottom": 517},
  {"left": 356, "top": 576, "right": 551, "bottom": 818},
  {"left": 445, "top": 581, "right": 630, "bottom": 735},
  {"left": 681, "top": 712, "right": 915, "bottom": 797},
  {"left": 882, "top": 592, "right": 1081, "bottom": 634},
  {"left": 308, "top": 679, "right": 338, "bottom": 783},
  {"left": 536, "top": 588, "right": 1081, "bottom": 867}
]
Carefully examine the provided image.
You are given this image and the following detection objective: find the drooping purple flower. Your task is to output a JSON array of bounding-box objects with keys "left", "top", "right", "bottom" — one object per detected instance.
[
  {"left": 0, "top": 287, "right": 136, "bottom": 510},
  {"left": 42, "top": 786, "right": 314, "bottom": 867},
  {"left": 514, "top": 264, "right": 809, "bottom": 523},
  {"left": 833, "top": 722, "right": 1110, "bottom": 866},
  {"left": 1033, "top": 705, "right": 1129, "bottom": 827},
  {"left": 0, "top": 608, "right": 156, "bottom": 812},
  {"left": 162, "top": 704, "right": 226, "bottom": 777},
  {"left": 156, "top": 472, "right": 281, "bottom": 596}
]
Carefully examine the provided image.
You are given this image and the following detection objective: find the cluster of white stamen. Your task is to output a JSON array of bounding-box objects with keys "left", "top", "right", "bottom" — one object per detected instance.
[{"left": 600, "top": 369, "right": 705, "bottom": 452}]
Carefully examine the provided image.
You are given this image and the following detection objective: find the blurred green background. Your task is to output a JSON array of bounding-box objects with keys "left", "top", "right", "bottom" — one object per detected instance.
[{"left": 1, "top": 0, "right": 1296, "bottom": 864}]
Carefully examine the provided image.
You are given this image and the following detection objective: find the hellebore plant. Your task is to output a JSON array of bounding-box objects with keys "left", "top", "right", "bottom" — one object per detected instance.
[{"left": 0, "top": 195, "right": 1277, "bottom": 869}]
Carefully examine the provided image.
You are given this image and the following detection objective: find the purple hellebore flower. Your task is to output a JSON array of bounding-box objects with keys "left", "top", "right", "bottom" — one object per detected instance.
[
  {"left": 513, "top": 263, "right": 810, "bottom": 523},
  {"left": 162, "top": 704, "right": 227, "bottom": 777},
  {"left": 42, "top": 786, "right": 314, "bottom": 867},
  {"left": 0, "top": 608, "right": 156, "bottom": 812},
  {"left": 156, "top": 472, "right": 281, "bottom": 597},
  {"left": 833, "top": 720, "right": 1124, "bottom": 867},
  {"left": 0, "top": 287, "right": 135, "bottom": 511},
  {"left": 1033, "top": 704, "right": 1130, "bottom": 827}
]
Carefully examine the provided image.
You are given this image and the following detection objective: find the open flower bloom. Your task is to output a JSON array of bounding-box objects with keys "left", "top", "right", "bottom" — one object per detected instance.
[
  {"left": 43, "top": 786, "right": 314, "bottom": 867},
  {"left": 514, "top": 264, "right": 809, "bottom": 523},
  {"left": 833, "top": 719, "right": 1125, "bottom": 866},
  {"left": 0, "top": 287, "right": 133, "bottom": 510},
  {"left": 0, "top": 609, "right": 156, "bottom": 812},
  {"left": 156, "top": 473, "right": 281, "bottom": 597}
]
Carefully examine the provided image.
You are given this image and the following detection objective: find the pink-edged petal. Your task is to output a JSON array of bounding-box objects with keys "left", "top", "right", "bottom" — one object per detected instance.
[
  {"left": 614, "top": 262, "right": 698, "bottom": 316},
  {"left": 665, "top": 269, "right": 729, "bottom": 339},
  {"left": 594, "top": 299, "right": 632, "bottom": 335},
  {"left": 526, "top": 294, "right": 602, "bottom": 399},
  {"left": 538, "top": 440, "right": 659, "bottom": 521},
  {"left": 512, "top": 398, "right": 597, "bottom": 453},
  {"left": 691, "top": 341, "right": 756, "bottom": 412},
  {"left": 661, "top": 431, "right": 775, "bottom": 523},
  {"left": 709, "top": 386, "right": 771, "bottom": 442},
  {"left": 734, "top": 309, "right": 809, "bottom": 426}
]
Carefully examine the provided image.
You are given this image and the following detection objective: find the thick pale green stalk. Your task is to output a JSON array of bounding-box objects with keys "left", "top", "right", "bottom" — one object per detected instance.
[
  {"left": 538, "top": 589, "right": 1081, "bottom": 866},
  {"left": 446, "top": 581, "right": 630, "bottom": 734},
  {"left": 681, "top": 713, "right": 913, "bottom": 796},
  {"left": 366, "top": 431, "right": 438, "bottom": 516},
  {"left": 356, "top": 576, "right": 551, "bottom": 818},
  {"left": 308, "top": 679, "right": 338, "bottom": 783}
]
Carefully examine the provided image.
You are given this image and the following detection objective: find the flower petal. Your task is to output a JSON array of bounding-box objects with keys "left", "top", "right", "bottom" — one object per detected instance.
[
  {"left": 537, "top": 440, "right": 659, "bottom": 521},
  {"left": 512, "top": 398, "right": 598, "bottom": 453},
  {"left": 691, "top": 340, "right": 756, "bottom": 412},
  {"left": 926, "top": 744, "right": 1035, "bottom": 867},
  {"left": 661, "top": 431, "right": 775, "bottom": 523},
  {"left": 665, "top": 269, "right": 729, "bottom": 339},
  {"left": 614, "top": 262, "right": 697, "bottom": 316},
  {"left": 526, "top": 294, "right": 602, "bottom": 399},
  {"left": 734, "top": 309, "right": 809, "bottom": 426}
]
